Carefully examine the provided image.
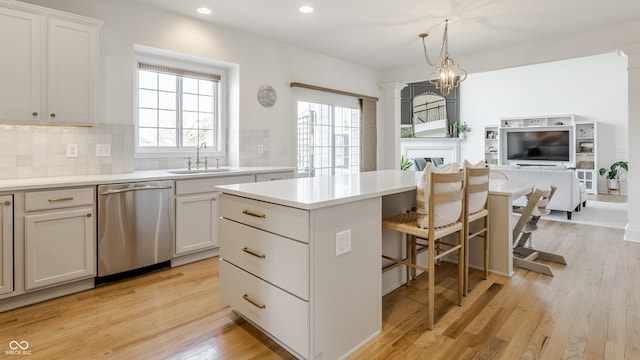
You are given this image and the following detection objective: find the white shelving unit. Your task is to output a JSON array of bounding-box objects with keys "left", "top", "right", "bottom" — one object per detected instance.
[
  {"left": 575, "top": 121, "right": 598, "bottom": 194},
  {"left": 484, "top": 125, "right": 499, "bottom": 165},
  {"left": 494, "top": 115, "right": 598, "bottom": 194},
  {"left": 500, "top": 115, "right": 574, "bottom": 128}
]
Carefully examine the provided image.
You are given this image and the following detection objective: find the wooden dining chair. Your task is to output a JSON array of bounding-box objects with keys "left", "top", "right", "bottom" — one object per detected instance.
[
  {"left": 382, "top": 170, "right": 465, "bottom": 330},
  {"left": 463, "top": 165, "right": 490, "bottom": 295}
]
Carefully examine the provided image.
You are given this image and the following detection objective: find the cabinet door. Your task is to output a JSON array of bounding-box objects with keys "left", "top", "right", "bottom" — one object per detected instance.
[
  {"left": 25, "top": 207, "right": 95, "bottom": 290},
  {"left": 47, "top": 18, "right": 97, "bottom": 125},
  {"left": 0, "top": 195, "right": 13, "bottom": 296},
  {"left": 0, "top": 8, "right": 42, "bottom": 123},
  {"left": 175, "top": 193, "right": 219, "bottom": 255}
]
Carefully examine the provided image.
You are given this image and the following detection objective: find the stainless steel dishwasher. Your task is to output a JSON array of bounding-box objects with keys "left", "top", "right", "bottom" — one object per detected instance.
[{"left": 97, "top": 180, "right": 174, "bottom": 280}]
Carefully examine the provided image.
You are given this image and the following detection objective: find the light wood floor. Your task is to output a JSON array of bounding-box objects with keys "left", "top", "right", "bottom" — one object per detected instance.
[{"left": 1, "top": 218, "right": 638, "bottom": 359}]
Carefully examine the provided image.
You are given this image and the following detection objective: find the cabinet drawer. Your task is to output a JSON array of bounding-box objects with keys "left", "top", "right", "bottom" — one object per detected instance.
[
  {"left": 220, "top": 194, "right": 309, "bottom": 243},
  {"left": 175, "top": 175, "right": 254, "bottom": 195},
  {"left": 25, "top": 187, "right": 94, "bottom": 211},
  {"left": 255, "top": 171, "right": 294, "bottom": 182},
  {"left": 220, "top": 218, "right": 309, "bottom": 300},
  {"left": 220, "top": 260, "right": 309, "bottom": 358}
]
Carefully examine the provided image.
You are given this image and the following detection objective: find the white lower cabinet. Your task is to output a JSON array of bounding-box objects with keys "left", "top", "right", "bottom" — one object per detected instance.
[
  {"left": 0, "top": 195, "right": 13, "bottom": 296},
  {"left": 220, "top": 193, "right": 382, "bottom": 360},
  {"left": 174, "top": 175, "right": 254, "bottom": 259},
  {"left": 24, "top": 188, "right": 95, "bottom": 291},
  {"left": 175, "top": 192, "right": 219, "bottom": 255}
]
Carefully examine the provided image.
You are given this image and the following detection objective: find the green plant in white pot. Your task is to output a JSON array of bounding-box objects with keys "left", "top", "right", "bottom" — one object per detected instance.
[
  {"left": 599, "top": 161, "right": 628, "bottom": 192},
  {"left": 456, "top": 122, "right": 471, "bottom": 139}
]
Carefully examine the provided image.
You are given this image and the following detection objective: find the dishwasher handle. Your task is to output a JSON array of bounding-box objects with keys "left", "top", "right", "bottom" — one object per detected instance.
[{"left": 100, "top": 185, "right": 173, "bottom": 195}]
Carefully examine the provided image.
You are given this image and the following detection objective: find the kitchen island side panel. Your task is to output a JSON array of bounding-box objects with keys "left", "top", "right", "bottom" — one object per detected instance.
[{"left": 309, "top": 197, "right": 382, "bottom": 360}]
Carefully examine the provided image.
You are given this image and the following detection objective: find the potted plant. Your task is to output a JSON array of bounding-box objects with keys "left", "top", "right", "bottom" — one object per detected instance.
[
  {"left": 599, "top": 161, "right": 628, "bottom": 192},
  {"left": 400, "top": 155, "right": 412, "bottom": 170},
  {"left": 456, "top": 122, "right": 471, "bottom": 139}
]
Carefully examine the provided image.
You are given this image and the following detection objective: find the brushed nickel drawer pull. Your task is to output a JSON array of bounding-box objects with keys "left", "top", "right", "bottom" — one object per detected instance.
[
  {"left": 242, "top": 247, "right": 266, "bottom": 259},
  {"left": 242, "top": 210, "right": 266, "bottom": 219},
  {"left": 48, "top": 196, "right": 74, "bottom": 202},
  {"left": 270, "top": 177, "right": 282, "bottom": 181},
  {"left": 50, "top": 113, "right": 56, "bottom": 118},
  {"left": 242, "top": 294, "right": 266, "bottom": 309},
  {"left": 86, "top": 213, "right": 92, "bottom": 218},
  {"left": 32, "top": 112, "right": 38, "bottom": 117},
  {"left": 3, "top": 201, "right": 11, "bottom": 206}
]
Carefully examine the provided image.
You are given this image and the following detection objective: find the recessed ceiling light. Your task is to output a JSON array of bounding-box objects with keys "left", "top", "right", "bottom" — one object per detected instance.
[
  {"left": 197, "top": 7, "right": 212, "bottom": 15},
  {"left": 299, "top": 6, "right": 314, "bottom": 14}
]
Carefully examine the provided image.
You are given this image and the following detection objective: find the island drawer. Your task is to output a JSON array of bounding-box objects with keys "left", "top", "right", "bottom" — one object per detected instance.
[
  {"left": 220, "top": 194, "right": 309, "bottom": 243},
  {"left": 25, "top": 187, "right": 94, "bottom": 211},
  {"left": 220, "top": 218, "right": 309, "bottom": 300},
  {"left": 220, "top": 259, "right": 309, "bottom": 358},
  {"left": 255, "top": 171, "right": 294, "bottom": 182}
]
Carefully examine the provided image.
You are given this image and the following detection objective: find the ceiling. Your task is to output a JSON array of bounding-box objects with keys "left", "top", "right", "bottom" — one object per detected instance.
[{"left": 134, "top": 0, "right": 640, "bottom": 70}]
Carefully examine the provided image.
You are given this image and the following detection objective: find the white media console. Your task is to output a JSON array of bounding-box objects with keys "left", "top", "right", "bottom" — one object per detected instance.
[{"left": 484, "top": 114, "right": 598, "bottom": 195}]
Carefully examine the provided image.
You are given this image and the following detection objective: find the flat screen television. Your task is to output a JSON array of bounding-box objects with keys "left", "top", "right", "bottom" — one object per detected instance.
[{"left": 501, "top": 126, "right": 574, "bottom": 166}]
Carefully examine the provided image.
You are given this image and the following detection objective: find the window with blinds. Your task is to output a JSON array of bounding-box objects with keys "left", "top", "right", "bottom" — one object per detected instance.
[{"left": 136, "top": 61, "right": 221, "bottom": 152}]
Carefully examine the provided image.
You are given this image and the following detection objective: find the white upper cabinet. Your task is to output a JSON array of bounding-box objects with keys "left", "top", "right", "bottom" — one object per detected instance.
[
  {"left": 0, "top": 7, "right": 41, "bottom": 123},
  {"left": 0, "top": 0, "right": 102, "bottom": 126},
  {"left": 47, "top": 18, "right": 98, "bottom": 125}
]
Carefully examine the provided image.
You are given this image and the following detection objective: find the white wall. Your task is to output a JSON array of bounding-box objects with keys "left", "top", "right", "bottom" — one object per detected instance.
[
  {"left": 459, "top": 53, "right": 628, "bottom": 193},
  {"left": 19, "top": 0, "right": 381, "bottom": 167}
]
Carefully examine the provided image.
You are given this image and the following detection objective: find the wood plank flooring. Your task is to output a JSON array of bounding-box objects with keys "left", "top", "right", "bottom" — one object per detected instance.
[{"left": 1, "top": 218, "right": 639, "bottom": 359}]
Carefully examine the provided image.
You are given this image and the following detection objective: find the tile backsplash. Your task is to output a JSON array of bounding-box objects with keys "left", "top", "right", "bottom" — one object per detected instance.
[
  {"left": 0, "top": 125, "right": 270, "bottom": 179},
  {"left": 239, "top": 129, "right": 269, "bottom": 166},
  {"left": 0, "top": 124, "right": 134, "bottom": 179}
]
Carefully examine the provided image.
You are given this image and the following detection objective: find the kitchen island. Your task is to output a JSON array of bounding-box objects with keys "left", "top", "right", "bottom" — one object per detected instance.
[{"left": 215, "top": 170, "right": 532, "bottom": 360}]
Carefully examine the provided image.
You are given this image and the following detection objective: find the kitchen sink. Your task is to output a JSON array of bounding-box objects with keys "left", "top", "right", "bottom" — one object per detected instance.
[{"left": 168, "top": 168, "right": 232, "bottom": 174}]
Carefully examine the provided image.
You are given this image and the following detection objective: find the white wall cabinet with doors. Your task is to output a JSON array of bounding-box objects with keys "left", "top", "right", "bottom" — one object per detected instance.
[
  {"left": 0, "top": 195, "right": 13, "bottom": 296},
  {"left": 23, "top": 187, "right": 95, "bottom": 291},
  {"left": 0, "top": 0, "right": 102, "bottom": 125}
]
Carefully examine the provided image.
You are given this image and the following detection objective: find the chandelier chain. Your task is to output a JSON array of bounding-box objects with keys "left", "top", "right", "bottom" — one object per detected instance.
[{"left": 421, "top": 20, "right": 450, "bottom": 67}]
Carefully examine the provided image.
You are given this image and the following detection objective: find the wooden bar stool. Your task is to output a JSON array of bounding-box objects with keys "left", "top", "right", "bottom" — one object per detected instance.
[
  {"left": 382, "top": 170, "right": 465, "bottom": 330},
  {"left": 463, "top": 165, "right": 490, "bottom": 295}
]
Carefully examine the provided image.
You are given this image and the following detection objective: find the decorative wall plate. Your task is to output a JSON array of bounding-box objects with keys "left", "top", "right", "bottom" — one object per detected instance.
[{"left": 258, "top": 85, "right": 277, "bottom": 108}]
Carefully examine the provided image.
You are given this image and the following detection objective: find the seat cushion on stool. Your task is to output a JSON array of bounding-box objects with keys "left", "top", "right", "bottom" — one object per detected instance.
[
  {"left": 416, "top": 162, "right": 462, "bottom": 229},
  {"left": 464, "top": 160, "right": 489, "bottom": 214}
]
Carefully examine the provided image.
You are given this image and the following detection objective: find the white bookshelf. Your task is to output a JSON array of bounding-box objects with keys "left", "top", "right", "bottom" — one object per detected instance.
[
  {"left": 575, "top": 121, "right": 598, "bottom": 194},
  {"left": 484, "top": 125, "right": 499, "bottom": 165}
]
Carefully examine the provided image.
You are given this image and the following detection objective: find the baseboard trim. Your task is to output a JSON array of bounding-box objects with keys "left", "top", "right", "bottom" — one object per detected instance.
[{"left": 624, "top": 223, "right": 640, "bottom": 242}]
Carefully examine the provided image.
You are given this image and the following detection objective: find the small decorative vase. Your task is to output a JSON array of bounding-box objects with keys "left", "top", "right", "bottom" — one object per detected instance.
[{"left": 459, "top": 132, "right": 466, "bottom": 139}]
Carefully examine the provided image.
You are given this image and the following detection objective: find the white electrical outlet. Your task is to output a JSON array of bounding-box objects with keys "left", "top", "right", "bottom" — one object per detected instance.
[
  {"left": 96, "top": 144, "right": 111, "bottom": 157},
  {"left": 66, "top": 144, "right": 79, "bottom": 158},
  {"left": 335, "top": 229, "right": 352, "bottom": 256},
  {"left": 257, "top": 144, "right": 264, "bottom": 154}
]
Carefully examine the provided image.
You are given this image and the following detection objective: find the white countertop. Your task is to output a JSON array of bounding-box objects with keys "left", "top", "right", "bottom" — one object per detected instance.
[
  {"left": 488, "top": 179, "right": 534, "bottom": 198},
  {"left": 216, "top": 170, "right": 535, "bottom": 210},
  {"left": 0, "top": 166, "right": 294, "bottom": 192},
  {"left": 216, "top": 170, "right": 421, "bottom": 210}
]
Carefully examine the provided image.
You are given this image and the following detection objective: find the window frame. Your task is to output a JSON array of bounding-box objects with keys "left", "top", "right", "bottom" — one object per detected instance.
[{"left": 134, "top": 49, "right": 227, "bottom": 159}]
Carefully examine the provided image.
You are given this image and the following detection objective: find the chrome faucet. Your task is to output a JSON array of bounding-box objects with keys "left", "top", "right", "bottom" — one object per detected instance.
[{"left": 195, "top": 142, "right": 207, "bottom": 169}]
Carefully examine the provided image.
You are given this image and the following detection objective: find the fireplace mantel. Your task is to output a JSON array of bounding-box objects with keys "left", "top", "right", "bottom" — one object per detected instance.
[{"left": 400, "top": 138, "right": 462, "bottom": 168}]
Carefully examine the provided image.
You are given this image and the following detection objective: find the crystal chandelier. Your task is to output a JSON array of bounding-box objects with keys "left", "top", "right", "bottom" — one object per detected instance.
[{"left": 419, "top": 20, "right": 467, "bottom": 96}]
